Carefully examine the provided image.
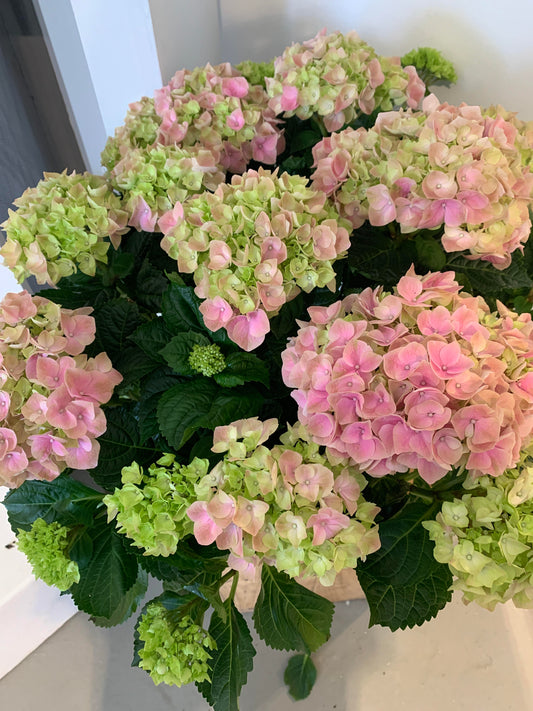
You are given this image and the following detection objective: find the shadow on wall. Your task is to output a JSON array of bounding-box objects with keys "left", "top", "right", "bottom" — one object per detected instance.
[{"left": 219, "top": 1, "right": 531, "bottom": 118}]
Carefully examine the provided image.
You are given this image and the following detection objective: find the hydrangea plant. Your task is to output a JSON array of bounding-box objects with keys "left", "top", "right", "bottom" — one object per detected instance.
[{"left": 2, "top": 27, "right": 533, "bottom": 711}]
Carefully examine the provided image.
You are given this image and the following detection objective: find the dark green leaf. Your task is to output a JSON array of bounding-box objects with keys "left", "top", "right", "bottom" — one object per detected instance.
[
  {"left": 91, "top": 407, "right": 153, "bottom": 490},
  {"left": 91, "top": 566, "right": 148, "bottom": 627},
  {"left": 4, "top": 477, "right": 101, "bottom": 531},
  {"left": 446, "top": 252, "right": 533, "bottom": 295},
  {"left": 214, "top": 352, "right": 270, "bottom": 388},
  {"left": 157, "top": 380, "right": 218, "bottom": 450},
  {"left": 107, "top": 251, "right": 135, "bottom": 279},
  {"left": 161, "top": 283, "right": 204, "bottom": 334},
  {"left": 94, "top": 299, "right": 143, "bottom": 358},
  {"left": 291, "top": 130, "right": 323, "bottom": 152},
  {"left": 160, "top": 332, "right": 211, "bottom": 375},
  {"left": 269, "top": 294, "right": 306, "bottom": 340},
  {"left": 197, "top": 599, "right": 255, "bottom": 711},
  {"left": 357, "top": 500, "right": 453, "bottom": 631},
  {"left": 137, "top": 541, "right": 227, "bottom": 585},
  {"left": 40, "top": 271, "right": 113, "bottom": 310},
  {"left": 130, "top": 319, "right": 173, "bottom": 361},
  {"left": 414, "top": 232, "right": 446, "bottom": 271},
  {"left": 349, "top": 229, "right": 417, "bottom": 285},
  {"left": 284, "top": 654, "right": 317, "bottom": 701},
  {"left": 115, "top": 345, "right": 160, "bottom": 384},
  {"left": 68, "top": 530, "right": 94, "bottom": 569},
  {"left": 253, "top": 566, "right": 333, "bottom": 653},
  {"left": 133, "top": 258, "right": 169, "bottom": 311},
  {"left": 195, "top": 388, "right": 263, "bottom": 431},
  {"left": 70, "top": 518, "right": 139, "bottom": 620}
]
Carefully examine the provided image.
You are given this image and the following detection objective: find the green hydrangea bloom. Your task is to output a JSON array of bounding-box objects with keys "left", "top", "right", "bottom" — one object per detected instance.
[
  {"left": 107, "top": 144, "right": 226, "bottom": 220},
  {"left": 401, "top": 47, "right": 458, "bottom": 86},
  {"left": 104, "top": 455, "right": 209, "bottom": 556},
  {"left": 17, "top": 518, "right": 80, "bottom": 591},
  {"left": 189, "top": 343, "right": 226, "bottom": 377},
  {"left": 424, "top": 456, "right": 533, "bottom": 610},
  {"left": 236, "top": 59, "right": 275, "bottom": 88},
  {"left": 0, "top": 171, "right": 128, "bottom": 285},
  {"left": 137, "top": 603, "right": 216, "bottom": 686}
]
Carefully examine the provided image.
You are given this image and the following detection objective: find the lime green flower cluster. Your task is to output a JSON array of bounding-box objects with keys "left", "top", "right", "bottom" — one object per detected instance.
[
  {"left": 104, "top": 455, "right": 209, "bottom": 556},
  {"left": 424, "top": 457, "right": 533, "bottom": 610},
  {"left": 101, "top": 96, "right": 160, "bottom": 172},
  {"left": 108, "top": 144, "right": 225, "bottom": 228},
  {"left": 401, "top": 47, "right": 458, "bottom": 87},
  {"left": 188, "top": 343, "right": 226, "bottom": 377},
  {"left": 266, "top": 29, "right": 425, "bottom": 132},
  {"left": 188, "top": 418, "right": 381, "bottom": 586},
  {"left": 137, "top": 602, "right": 216, "bottom": 686},
  {"left": 1, "top": 171, "right": 128, "bottom": 285},
  {"left": 236, "top": 59, "right": 275, "bottom": 88},
  {"left": 17, "top": 518, "right": 80, "bottom": 591}
]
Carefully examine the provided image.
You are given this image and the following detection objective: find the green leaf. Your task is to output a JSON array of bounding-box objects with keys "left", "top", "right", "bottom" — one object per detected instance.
[
  {"left": 414, "top": 232, "right": 446, "bottom": 271},
  {"left": 284, "top": 654, "right": 317, "bottom": 701},
  {"left": 130, "top": 319, "right": 173, "bottom": 361},
  {"left": 269, "top": 294, "right": 306, "bottom": 340},
  {"left": 94, "top": 299, "right": 143, "bottom": 358},
  {"left": 91, "top": 566, "right": 148, "bottom": 628},
  {"left": 214, "top": 352, "right": 270, "bottom": 388},
  {"left": 137, "top": 541, "right": 227, "bottom": 586},
  {"left": 115, "top": 345, "right": 160, "bottom": 384},
  {"left": 446, "top": 252, "right": 533, "bottom": 295},
  {"left": 70, "top": 518, "right": 139, "bottom": 620},
  {"left": 253, "top": 566, "right": 333, "bottom": 653},
  {"left": 161, "top": 282, "right": 204, "bottom": 334},
  {"left": 133, "top": 258, "right": 169, "bottom": 311},
  {"left": 356, "top": 500, "right": 453, "bottom": 631},
  {"left": 40, "top": 271, "right": 113, "bottom": 310},
  {"left": 160, "top": 332, "right": 211, "bottom": 375},
  {"left": 195, "top": 388, "right": 263, "bottom": 431},
  {"left": 157, "top": 380, "right": 218, "bottom": 450},
  {"left": 107, "top": 251, "right": 135, "bottom": 279},
  {"left": 197, "top": 599, "right": 256, "bottom": 711},
  {"left": 4, "top": 477, "right": 101, "bottom": 532},
  {"left": 91, "top": 407, "right": 153, "bottom": 490},
  {"left": 348, "top": 229, "right": 417, "bottom": 285}
]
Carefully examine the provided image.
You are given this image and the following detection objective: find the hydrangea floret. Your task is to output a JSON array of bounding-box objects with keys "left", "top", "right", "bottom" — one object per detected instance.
[
  {"left": 159, "top": 167, "right": 351, "bottom": 350},
  {"left": 186, "top": 418, "right": 380, "bottom": 586},
  {"left": 104, "top": 455, "right": 209, "bottom": 556},
  {"left": 266, "top": 29, "right": 425, "bottom": 132},
  {"left": 1, "top": 171, "right": 129, "bottom": 285},
  {"left": 136, "top": 602, "right": 216, "bottom": 686},
  {"left": 424, "top": 453, "right": 533, "bottom": 610},
  {"left": 311, "top": 94, "right": 533, "bottom": 268},
  {"left": 0, "top": 291, "right": 123, "bottom": 486},
  {"left": 103, "top": 61, "right": 283, "bottom": 179},
  {"left": 17, "top": 518, "right": 80, "bottom": 590},
  {"left": 282, "top": 267, "right": 533, "bottom": 484}
]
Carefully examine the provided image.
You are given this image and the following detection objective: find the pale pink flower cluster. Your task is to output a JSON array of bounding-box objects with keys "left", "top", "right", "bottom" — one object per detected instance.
[
  {"left": 312, "top": 95, "right": 533, "bottom": 268},
  {"left": 159, "top": 168, "right": 351, "bottom": 351},
  {"left": 186, "top": 418, "right": 380, "bottom": 586},
  {"left": 103, "top": 63, "right": 283, "bottom": 180},
  {"left": 266, "top": 29, "right": 425, "bottom": 131},
  {"left": 0, "top": 291, "right": 122, "bottom": 487},
  {"left": 282, "top": 268, "right": 533, "bottom": 484}
]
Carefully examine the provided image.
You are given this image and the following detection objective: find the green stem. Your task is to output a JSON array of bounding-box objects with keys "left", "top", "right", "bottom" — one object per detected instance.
[
  {"left": 228, "top": 572, "right": 239, "bottom": 602},
  {"left": 217, "top": 569, "right": 237, "bottom": 590}
]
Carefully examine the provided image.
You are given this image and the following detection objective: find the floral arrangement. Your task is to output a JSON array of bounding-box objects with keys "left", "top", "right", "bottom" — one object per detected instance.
[{"left": 2, "top": 27, "right": 533, "bottom": 709}]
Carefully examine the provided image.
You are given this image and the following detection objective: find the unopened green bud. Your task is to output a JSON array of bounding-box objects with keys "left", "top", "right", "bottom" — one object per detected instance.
[{"left": 189, "top": 343, "right": 226, "bottom": 377}]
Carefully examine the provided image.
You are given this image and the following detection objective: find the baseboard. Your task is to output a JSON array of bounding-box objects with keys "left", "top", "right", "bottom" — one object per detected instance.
[{"left": 0, "top": 487, "right": 77, "bottom": 679}]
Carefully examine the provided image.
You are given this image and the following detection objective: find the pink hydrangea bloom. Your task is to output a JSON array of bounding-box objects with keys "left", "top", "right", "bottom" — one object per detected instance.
[
  {"left": 0, "top": 292, "right": 122, "bottom": 488},
  {"left": 282, "top": 267, "right": 533, "bottom": 483}
]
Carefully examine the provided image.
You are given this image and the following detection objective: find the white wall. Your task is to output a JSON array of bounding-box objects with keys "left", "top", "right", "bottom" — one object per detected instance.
[{"left": 219, "top": 0, "right": 533, "bottom": 119}]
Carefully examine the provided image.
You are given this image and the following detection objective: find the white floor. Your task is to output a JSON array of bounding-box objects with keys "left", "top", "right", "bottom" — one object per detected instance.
[{"left": 0, "top": 591, "right": 531, "bottom": 711}]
